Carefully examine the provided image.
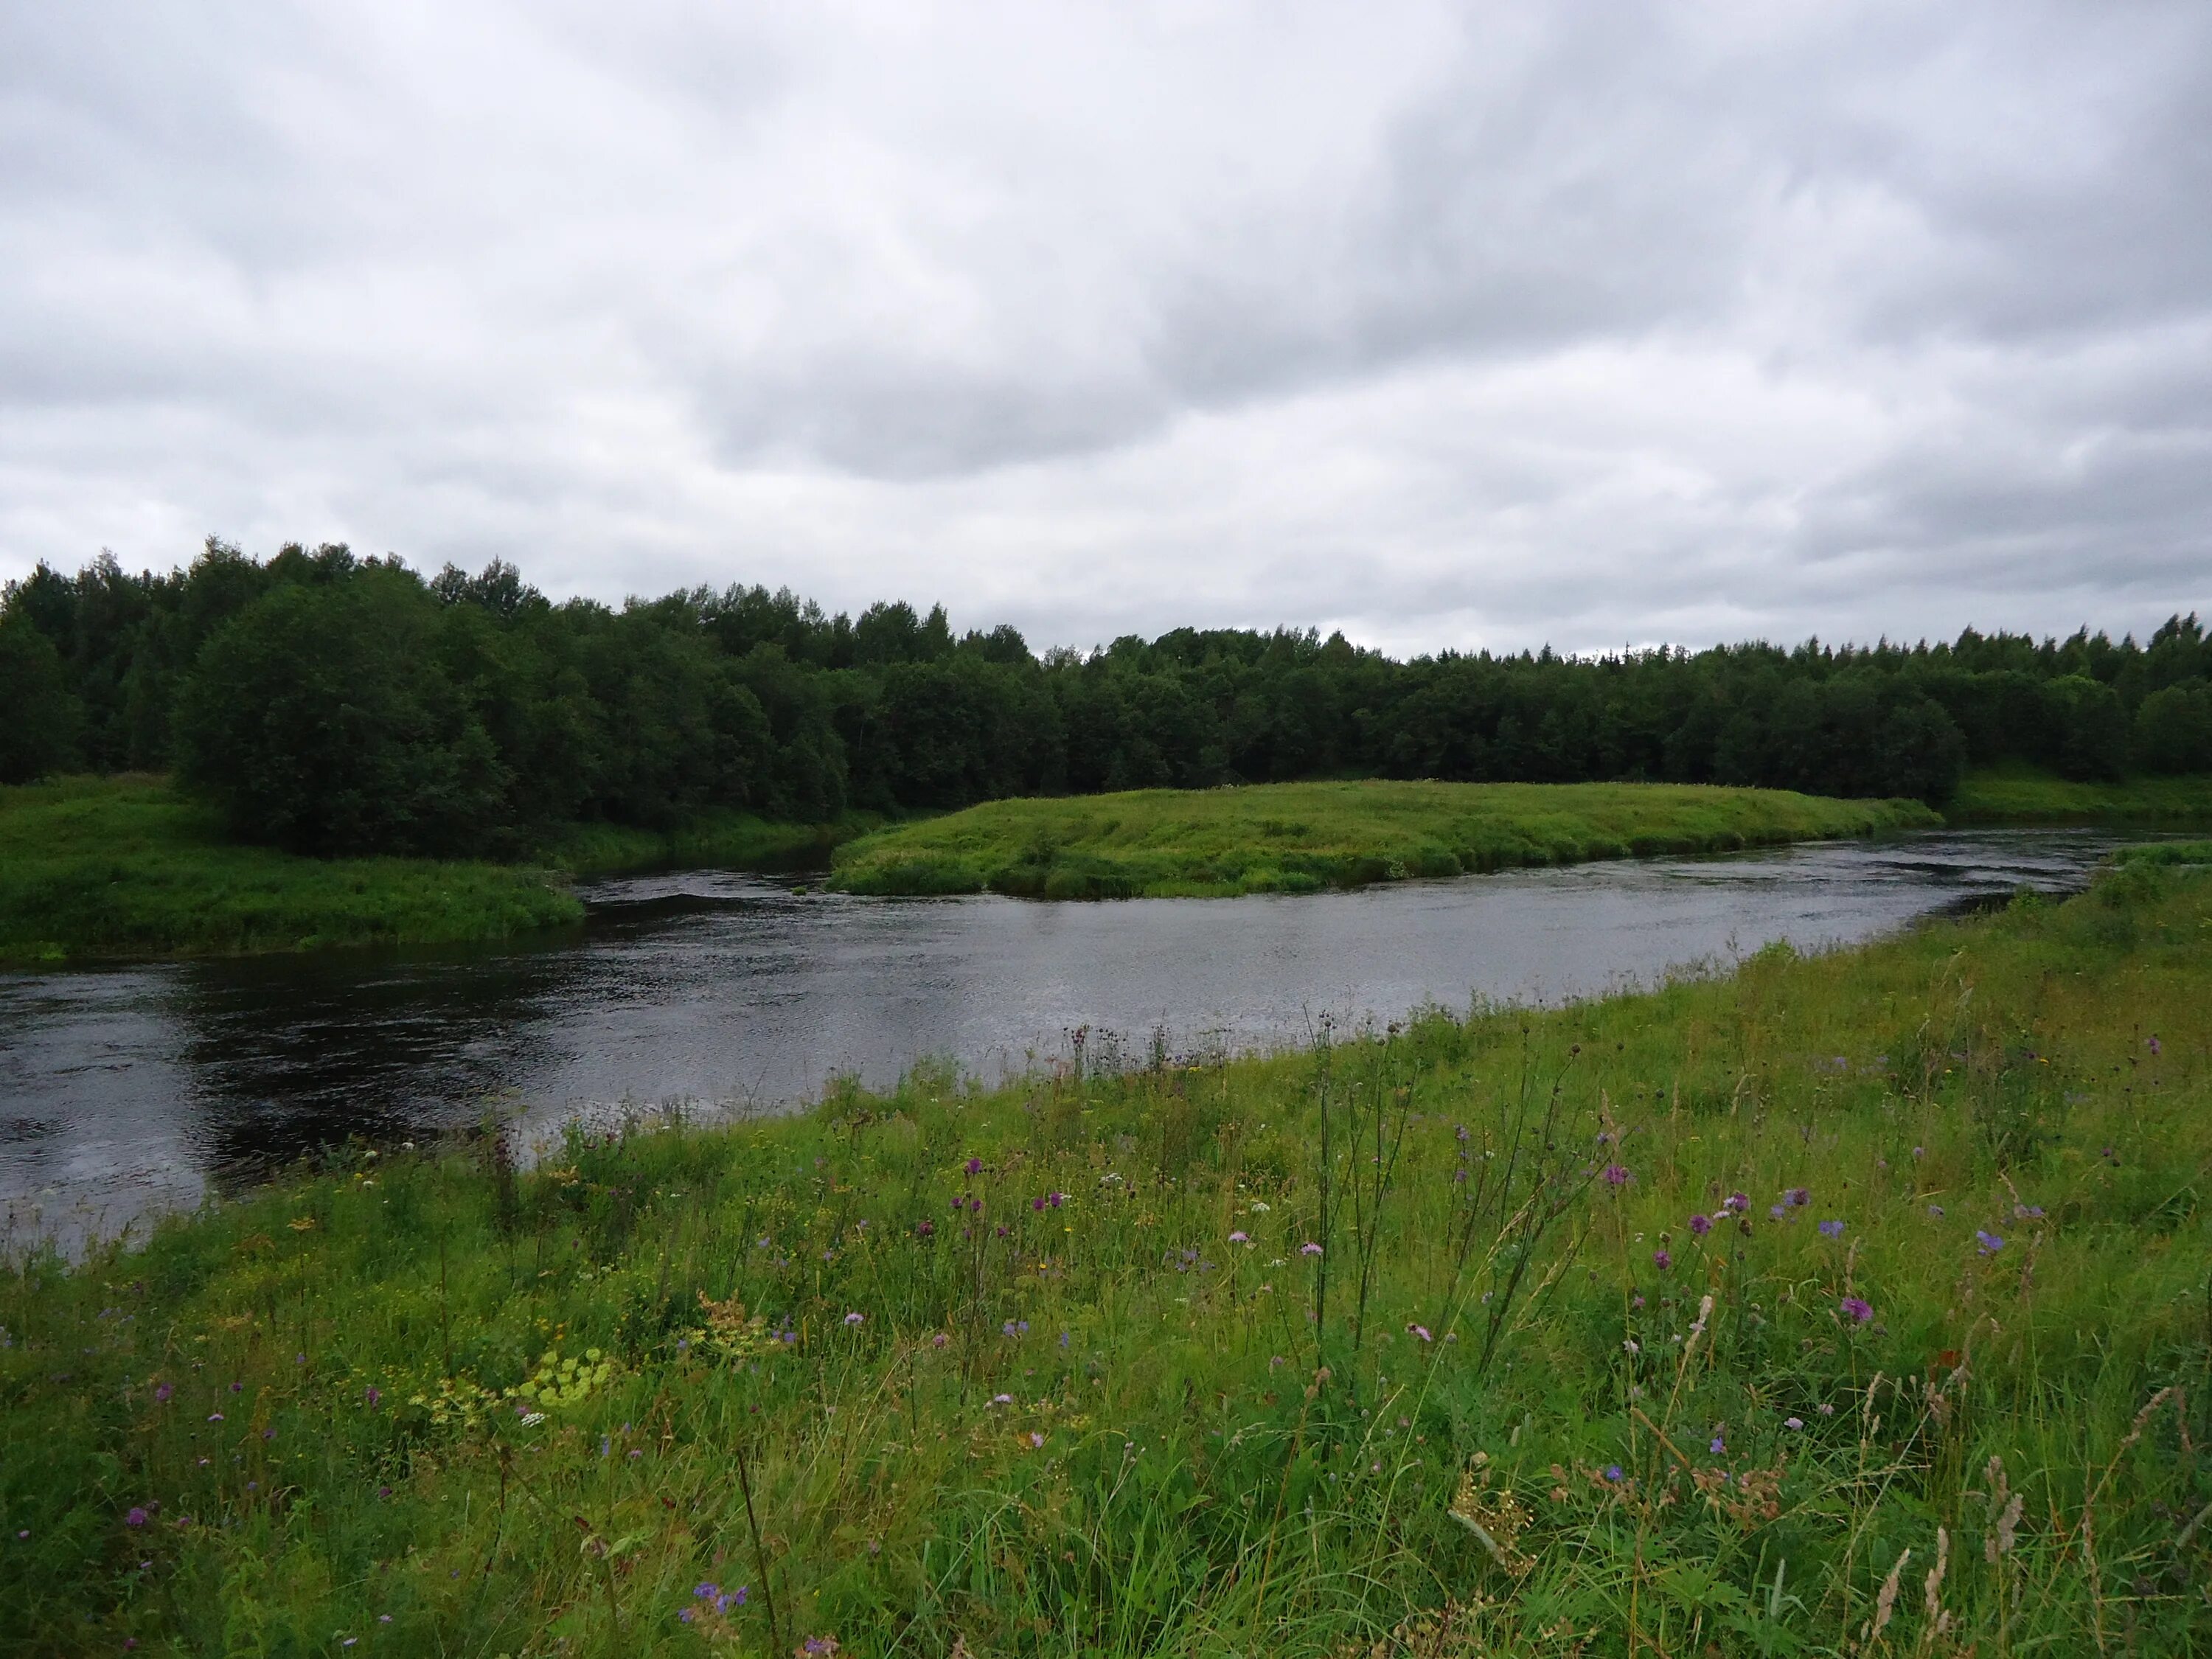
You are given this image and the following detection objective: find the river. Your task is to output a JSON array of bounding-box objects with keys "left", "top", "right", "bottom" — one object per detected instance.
[{"left": 0, "top": 828, "right": 2128, "bottom": 1248}]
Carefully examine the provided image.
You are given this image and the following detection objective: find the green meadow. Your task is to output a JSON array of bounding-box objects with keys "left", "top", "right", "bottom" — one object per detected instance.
[
  {"left": 0, "top": 775, "right": 871, "bottom": 965},
  {"left": 7, "top": 849, "right": 2209, "bottom": 1655},
  {"left": 1947, "top": 763, "right": 2212, "bottom": 824},
  {"left": 0, "top": 775, "right": 583, "bottom": 965},
  {"left": 827, "top": 780, "right": 1939, "bottom": 899}
]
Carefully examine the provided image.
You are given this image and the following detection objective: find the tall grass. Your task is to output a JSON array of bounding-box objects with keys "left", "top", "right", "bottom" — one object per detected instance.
[
  {"left": 828, "top": 780, "right": 1939, "bottom": 899},
  {"left": 1949, "top": 763, "right": 2212, "bottom": 824},
  {"left": 7, "top": 859, "right": 2208, "bottom": 1653},
  {"left": 0, "top": 775, "right": 582, "bottom": 964}
]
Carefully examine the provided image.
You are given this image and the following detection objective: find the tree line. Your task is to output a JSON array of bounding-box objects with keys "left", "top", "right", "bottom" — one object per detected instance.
[{"left": 4, "top": 540, "right": 2209, "bottom": 857}]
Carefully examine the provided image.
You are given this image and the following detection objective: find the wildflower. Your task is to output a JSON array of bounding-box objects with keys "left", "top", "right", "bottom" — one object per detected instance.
[
  {"left": 1784, "top": 1416, "right": 1804, "bottom": 1430},
  {"left": 1840, "top": 1296, "right": 1874, "bottom": 1323},
  {"left": 695, "top": 1583, "right": 719, "bottom": 1599},
  {"left": 364, "top": 1385, "right": 380, "bottom": 1407},
  {"left": 2149, "top": 1035, "right": 2162, "bottom": 1057},
  {"left": 1722, "top": 1192, "right": 1750, "bottom": 1214},
  {"left": 1688, "top": 1214, "right": 1711, "bottom": 1236},
  {"left": 125, "top": 1507, "right": 148, "bottom": 1527},
  {"left": 931, "top": 1332, "right": 948, "bottom": 1349},
  {"left": 1602, "top": 1164, "right": 1632, "bottom": 1186},
  {"left": 1709, "top": 1435, "right": 1725, "bottom": 1455},
  {"left": 208, "top": 1413, "right": 223, "bottom": 1422},
  {"left": 1976, "top": 1230, "right": 2006, "bottom": 1255},
  {"left": 1032, "top": 1196, "right": 1046, "bottom": 1211},
  {"left": 229, "top": 1382, "right": 241, "bottom": 1393},
  {"left": 1912, "top": 1146, "right": 1924, "bottom": 1159},
  {"left": 1300, "top": 1242, "right": 1323, "bottom": 1256},
  {"left": 992, "top": 1393, "right": 1013, "bottom": 1405},
  {"left": 1060, "top": 1330, "right": 1069, "bottom": 1347},
  {"left": 1049, "top": 1192, "right": 1065, "bottom": 1208},
  {"left": 964, "top": 1158, "right": 983, "bottom": 1175},
  {"left": 1228, "top": 1230, "right": 1248, "bottom": 1244},
  {"left": 1603, "top": 1465, "right": 1623, "bottom": 1481},
  {"left": 2013, "top": 1203, "right": 2044, "bottom": 1220},
  {"left": 1785, "top": 1188, "right": 1809, "bottom": 1207},
  {"left": 1652, "top": 1249, "right": 1672, "bottom": 1271},
  {"left": 1818, "top": 1219, "right": 1845, "bottom": 1239},
  {"left": 1818, "top": 1403, "right": 1835, "bottom": 1416},
  {"left": 1029, "top": 1431, "right": 1045, "bottom": 1448},
  {"left": 914, "top": 1220, "right": 934, "bottom": 1239},
  {"left": 1406, "top": 1323, "right": 1433, "bottom": 1342},
  {"left": 679, "top": 1609, "right": 695, "bottom": 1624},
  {"left": 1455, "top": 1124, "right": 1470, "bottom": 1142},
  {"left": 843, "top": 1311, "right": 865, "bottom": 1327},
  {"left": 1928, "top": 1204, "right": 1945, "bottom": 1217},
  {"left": 1770, "top": 1204, "right": 1787, "bottom": 1221}
]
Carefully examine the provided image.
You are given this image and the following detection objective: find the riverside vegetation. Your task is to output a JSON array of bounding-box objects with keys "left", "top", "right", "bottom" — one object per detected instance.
[
  {"left": 0, "top": 775, "right": 852, "bottom": 965},
  {"left": 827, "top": 781, "right": 1938, "bottom": 899},
  {"left": 6, "top": 849, "right": 2211, "bottom": 1655}
]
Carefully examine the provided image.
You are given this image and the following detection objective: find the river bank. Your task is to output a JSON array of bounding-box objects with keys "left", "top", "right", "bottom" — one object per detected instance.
[
  {"left": 7, "top": 849, "right": 2207, "bottom": 1653},
  {"left": 827, "top": 779, "right": 1939, "bottom": 898}
]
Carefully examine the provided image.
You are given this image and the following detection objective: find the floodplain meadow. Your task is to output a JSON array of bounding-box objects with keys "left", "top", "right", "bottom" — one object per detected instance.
[{"left": 4, "top": 852, "right": 2210, "bottom": 1655}]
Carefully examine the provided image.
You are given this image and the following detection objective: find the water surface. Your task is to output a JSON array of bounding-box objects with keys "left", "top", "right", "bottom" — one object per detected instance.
[{"left": 0, "top": 829, "right": 2124, "bottom": 1245}]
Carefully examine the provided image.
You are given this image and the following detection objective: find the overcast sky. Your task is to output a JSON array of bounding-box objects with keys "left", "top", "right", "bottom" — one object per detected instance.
[{"left": 3, "top": 2, "right": 2208, "bottom": 657}]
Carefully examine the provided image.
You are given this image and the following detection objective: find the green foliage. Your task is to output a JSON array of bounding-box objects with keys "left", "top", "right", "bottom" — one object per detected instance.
[
  {"left": 10, "top": 861, "right": 2211, "bottom": 1654},
  {"left": 0, "top": 774, "right": 581, "bottom": 964},
  {"left": 14, "top": 547, "right": 2212, "bottom": 852},
  {"left": 1949, "top": 762, "right": 2212, "bottom": 823},
  {"left": 828, "top": 780, "right": 1940, "bottom": 898},
  {"left": 0, "top": 612, "right": 77, "bottom": 783}
]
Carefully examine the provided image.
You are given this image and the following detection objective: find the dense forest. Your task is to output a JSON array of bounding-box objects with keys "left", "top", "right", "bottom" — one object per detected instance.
[{"left": 4, "top": 540, "right": 2210, "bottom": 857}]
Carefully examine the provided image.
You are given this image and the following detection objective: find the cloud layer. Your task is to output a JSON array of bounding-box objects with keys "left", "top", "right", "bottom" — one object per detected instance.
[{"left": 3, "top": 1, "right": 2208, "bottom": 654}]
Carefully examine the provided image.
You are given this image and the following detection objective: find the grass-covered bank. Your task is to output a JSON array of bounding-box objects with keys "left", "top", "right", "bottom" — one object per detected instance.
[
  {"left": 1949, "top": 763, "right": 2212, "bottom": 824},
  {"left": 828, "top": 779, "right": 1940, "bottom": 898},
  {"left": 0, "top": 776, "right": 869, "bottom": 966},
  {"left": 0, "top": 776, "right": 584, "bottom": 965},
  {"left": 10, "top": 859, "right": 2211, "bottom": 1655}
]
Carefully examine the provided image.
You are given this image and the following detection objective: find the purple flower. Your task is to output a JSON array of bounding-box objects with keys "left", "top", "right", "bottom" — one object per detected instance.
[
  {"left": 154, "top": 1381, "right": 173, "bottom": 1402},
  {"left": 1784, "top": 1416, "right": 1804, "bottom": 1430},
  {"left": 1687, "top": 1214, "right": 1711, "bottom": 1236},
  {"left": 915, "top": 1220, "right": 934, "bottom": 1238},
  {"left": 844, "top": 1311, "right": 864, "bottom": 1326},
  {"left": 1603, "top": 1464, "right": 1623, "bottom": 1481},
  {"left": 207, "top": 1413, "right": 223, "bottom": 1422},
  {"left": 2013, "top": 1203, "right": 2045, "bottom": 1220},
  {"left": 1032, "top": 1196, "right": 1046, "bottom": 1211},
  {"left": 695, "top": 1582, "right": 720, "bottom": 1599},
  {"left": 1300, "top": 1242, "right": 1323, "bottom": 1256},
  {"left": 1652, "top": 1250, "right": 1672, "bottom": 1271},
  {"left": 1976, "top": 1230, "right": 2006, "bottom": 1255},
  {"left": 1602, "top": 1164, "right": 1632, "bottom": 1187},
  {"left": 1818, "top": 1219, "right": 1845, "bottom": 1239},
  {"left": 1049, "top": 1192, "right": 1065, "bottom": 1208},
  {"left": 1785, "top": 1188, "right": 1809, "bottom": 1207},
  {"left": 364, "top": 1385, "right": 381, "bottom": 1407},
  {"left": 1929, "top": 1204, "right": 1945, "bottom": 1217},
  {"left": 1770, "top": 1205, "right": 1787, "bottom": 1221},
  {"left": 1228, "top": 1231, "right": 1249, "bottom": 1244},
  {"left": 679, "top": 1608, "right": 696, "bottom": 1624},
  {"left": 2149, "top": 1035, "right": 2162, "bottom": 1057},
  {"left": 1406, "top": 1323, "right": 1433, "bottom": 1342},
  {"left": 1722, "top": 1192, "right": 1750, "bottom": 1214},
  {"left": 964, "top": 1157, "right": 983, "bottom": 1175},
  {"left": 125, "top": 1507, "right": 148, "bottom": 1528},
  {"left": 1709, "top": 1435, "right": 1725, "bottom": 1454},
  {"left": 1840, "top": 1296, "right": 1874, "bottom": 1323}
]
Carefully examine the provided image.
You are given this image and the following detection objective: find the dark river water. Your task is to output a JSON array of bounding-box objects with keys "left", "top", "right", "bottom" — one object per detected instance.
[{"left": 0, "top": 829, "right": 2128, "bottom": 1248}]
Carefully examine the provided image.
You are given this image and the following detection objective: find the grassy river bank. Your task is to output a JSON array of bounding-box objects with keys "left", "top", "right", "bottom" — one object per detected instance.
[
  {"left": 827, "top": 781, "right": 1938, "bottom": 898},
  {"left": 6, "top": 846, "right": 2211, "bottom": 1654}
]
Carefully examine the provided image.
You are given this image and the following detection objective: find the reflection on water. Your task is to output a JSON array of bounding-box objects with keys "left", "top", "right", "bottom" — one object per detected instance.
[{"left": 0, "top": 830, "right": 2127, "bottom": 1245}]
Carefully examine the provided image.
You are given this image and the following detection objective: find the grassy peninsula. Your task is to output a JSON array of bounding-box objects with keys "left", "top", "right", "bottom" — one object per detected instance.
[
  {"left": 1949, "top": 762, "right": 2212, "bottom": 824},
  {"left": 827, "top": 779, "right": 1940, "bottom": 898},
  {"left": 0, "top": 776, "right": 853, "bottom": 966},
  {"left": 11, "top": 854, "right": 2207, "bottom": 1654}
]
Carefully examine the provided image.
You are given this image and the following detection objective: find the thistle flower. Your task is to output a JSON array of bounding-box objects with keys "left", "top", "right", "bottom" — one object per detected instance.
[
  {"left": 1840, "top": 1295, "right": 1874, "bottom": 1323},
  {"left": 125, "top": 1507, "right": 147, "bottom": 1527},
  {"left": 1652, "top": 1249, "right": 1672, "bottom": 1270},
  {"left": 1602, "top": 1164, "right": 1632, "bottom": 1187},
  {"left": 1687, "top": 1214, "right": 1711, "bottom": 1236},
  {"left": 964, "top": 1158, "right": 983, "bottom": 1175},
  {"left": 1785, "top": 1188, "right": 1809, "bottom": 1206},
  {"left": 1300, "top": 1242, "right": 1323, "bottom": 1256},
  {"left": 1722, "top": 1192, "right": 1750, "bottom": 1214},
  {"left": 154, "top": 1382, "right": 173, "bottom": 1402}
]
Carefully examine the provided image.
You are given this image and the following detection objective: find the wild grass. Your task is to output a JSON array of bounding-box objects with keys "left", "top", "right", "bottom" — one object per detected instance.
[
  {"left": 0, "top": 776, "right": 877, "bottom": 964},
  {"left": 827, "top": 780, "right": 1939, "bottom": 899},
  {"left": 8, "top": 856, "right": 2208, "bottom": 1655},
  {"left": 1950, "top": 763, "right": 2212, "bottom": 824},
  {"left": 0, "top": 775, "right": 582, "bottom": 965}
]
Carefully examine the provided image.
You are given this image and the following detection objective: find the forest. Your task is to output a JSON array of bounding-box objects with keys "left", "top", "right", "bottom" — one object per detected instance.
[{"left": 4, "top": 539, "right": 2210, "bottom": 858}]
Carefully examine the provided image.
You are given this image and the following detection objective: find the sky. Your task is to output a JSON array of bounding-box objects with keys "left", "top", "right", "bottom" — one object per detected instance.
[{"left": 2, "top": 1, "right": 2208, "bottom": 659}]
